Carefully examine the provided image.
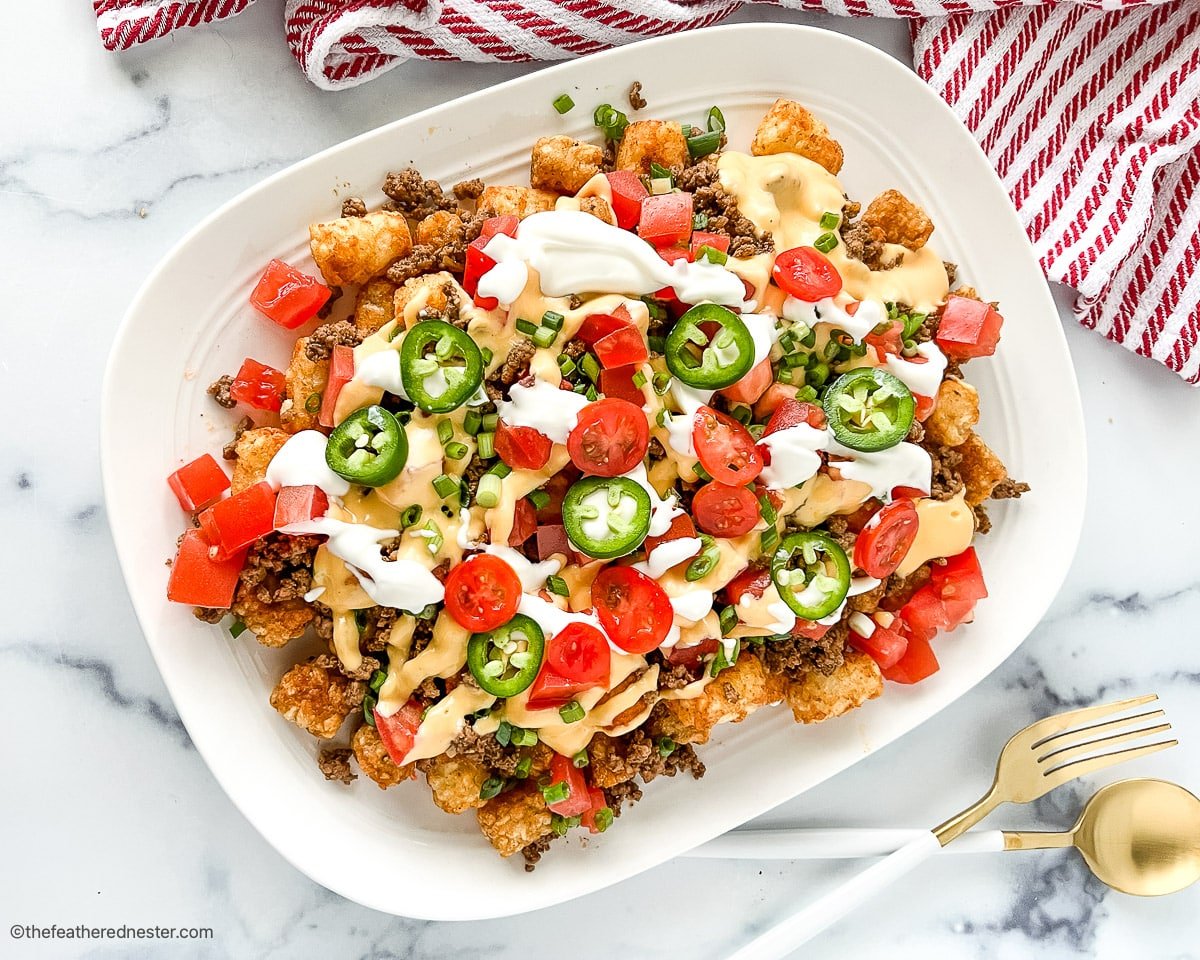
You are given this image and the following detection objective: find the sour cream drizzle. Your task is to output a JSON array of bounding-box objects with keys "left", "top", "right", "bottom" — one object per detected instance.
[
  {"left": 495, "top": 378, "right": 591, "bottom": 444},
  {"left": 783, "top": 295, "right": 885, "bottom": 343},
  {"left": 886, "top": 342, "right": 948, "bottom": 399},
  {"left": 264, "top": 430, "right": 350, "bottom": 497},
  {"left": 759, "top": 423, "right": 827, "bottom": 490}
]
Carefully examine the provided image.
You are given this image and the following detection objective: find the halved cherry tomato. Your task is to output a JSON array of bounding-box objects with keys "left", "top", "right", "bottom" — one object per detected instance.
[
  {"left": 643, "top": 512, "right": 697, "bottom": 556},
  {"left": 273, "top": 485, "right": 329, "bottom": 527},
  {"left": 864, "top": 320, "right": 904, "bottom": 358},
  {"left": 881, "top": 631, "right": 940, "bottom": 684},
  {"left": 547, "top": 622, "right": 610, "bottom": 685},
  {"left": 666, "top": 637, "right": 720, "bottom": 668},
  {"left": 598, "top": 364, "right": 645, "bottom": 405},
  {"left": 374, "top": 700, "right": 424, "bottom": 766},
  {"left": 773, "top": 246, "right": 842, "bottom": 302},
  {"left": 230, "top": 358, "right": 287, "bottom": 412},
  {"left": 249, "top": 259, "right": 331, "bottom": 329},
  {"left": 719, "top": 357, "right": 773, "bottom": 405},
  {"left": 593, "top": 325, "right": 649, "bottom": 369},
  {"left": 546, "top": 754, "right": 592, "bottom": 816},
  {"left": 638, "top": 192, "right": 693, "bottom": 247},
  {"left": 443, "top": 554, "right": 522, "bottom": 632},
  {"left": 591, "top": 566, "right": 673, "bottom": 655},
  {"left": 495, "top": 420, "right": 553, "bottom": 470},
  {"left": 848, "top": 620, "right": 909, "bottom": 670},
  {"left": 167, "top": 454, "right": 230, "bottom": 513},
  {"left": 527, "top": 667, "right": 595, "bottom": 710},
  {"left": 722, "top": 563, "right": 771, "bottom": 606},
  {"left": 763, "top": 398, "right": 827, "bottom": 437},
  {"left": 935, "top": 296, "right": 1003, "bottom": 359},
  {"left": 508, "top": 497, "right": 538, "bottom": 547},
  {"left": 606, "top": 170, "right": 648, "bottom": 229},
  {"left": 692, "top": 481, "right": 760, "bottom": 537},
  {"left": 693, "top": 405, "right": 763, "bottom": 486},
  {"left": 166, "top": 530, "right": 246, "bottom": 607},
  {"left": 319, "top": 345, "right": 355, "bottom": 428},
  {"left": 854, "top": 500, "right": 920, "bottom": 579},
  {"left": 567, "top": 398, "right": 649, "bottom": 477}
]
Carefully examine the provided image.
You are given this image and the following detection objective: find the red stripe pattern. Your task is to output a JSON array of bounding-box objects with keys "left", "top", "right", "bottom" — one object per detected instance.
[{"left": 94, "top": 0, "right": 1200, "bottom": 382}]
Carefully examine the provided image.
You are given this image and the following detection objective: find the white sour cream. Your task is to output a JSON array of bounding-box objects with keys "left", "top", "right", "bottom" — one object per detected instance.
[
  {"left": 741, "top": 311, "right": 781, "bottom": 366},
  {"left": 495, "top": 378, "right": 591, "bottom": 445},
  {"left": 758, "top": 423, "right": 828, "bottom": 490},
  {"left": 518, "top": 592, "right": 605, "bottom": 640},
  {"left": 483, "top": 544, "right": 561, "bottom": 592},
  {"left": 264, "top": 430, "right": 351, "bottom": 497},
  {"left": 664, "top": 380, "right": 715, "bottom": 458},
  {"left": 670, "top": 589, "right": 715, "bottom": 624},
  {"left": 783, "top": 295, "right": 885, "bottom": 343},
  {"left": 886, "top": 341, "right": 948, "bottom": 399},
  {"left": 622, "top": 462, "right": 684, "bottom": 537},
  {"left": 828, "top": 440, "right": 932, "bottom": 500},
  {"left": 634, "top": 536, "right": 702, "bottom": 578},
  {"left": 355, "top": 348, "right": 409, "bottom": 399}
]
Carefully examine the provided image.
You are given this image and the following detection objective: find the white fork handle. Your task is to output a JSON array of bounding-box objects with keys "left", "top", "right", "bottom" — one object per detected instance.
[
  {"left": 687, "top": 827, "right": 1004, "bottom": 860},
  {"left": 726, "top": 832, "right": 942, "bottom": 960}
]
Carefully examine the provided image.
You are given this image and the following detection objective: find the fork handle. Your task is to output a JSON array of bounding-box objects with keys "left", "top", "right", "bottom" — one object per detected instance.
[{"left": 725, "top": 833, "right": 941, "bottom": 960}]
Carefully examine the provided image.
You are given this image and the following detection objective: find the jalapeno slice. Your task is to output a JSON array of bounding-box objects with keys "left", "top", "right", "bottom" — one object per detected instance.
[
  {"left": 467, "top": 613, "right": 546, "bottom": 698},
  {"left": 399, "top": 319, "right": 485, "bottom": 413},
  {"left": 770, "top": 531, "right": 851, "bottom": 621},
  {"left": 324, "top": 404, "right": 408, "bottom": 486},
  {"left": 822, "top": 368, "right": 915, "bottom": 452},
  {"left": 561, "top": 476, "right": 652, "bottom": 560},
  {"left": 664, "top": 303, "right": 755, "bottom": 390}
]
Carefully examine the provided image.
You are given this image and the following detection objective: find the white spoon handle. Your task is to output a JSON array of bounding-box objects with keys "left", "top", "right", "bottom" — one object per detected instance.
[{"left": 687, "top": 827, "right": 1004, "bottom": 860}]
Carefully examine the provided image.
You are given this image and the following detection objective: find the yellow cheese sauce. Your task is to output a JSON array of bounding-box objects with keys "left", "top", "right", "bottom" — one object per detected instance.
[{"left": 896, "top": 494, "right": 975, "bottom": 577}]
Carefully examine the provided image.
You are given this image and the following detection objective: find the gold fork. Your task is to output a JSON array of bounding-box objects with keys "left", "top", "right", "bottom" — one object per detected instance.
[{"left": 728, "top": 694, "right": 1178, "bottom": 960}]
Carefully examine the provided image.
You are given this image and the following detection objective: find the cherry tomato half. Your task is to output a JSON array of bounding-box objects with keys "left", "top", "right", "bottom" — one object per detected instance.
[
  {"left": 546, "top": 622, "right": 611, "bottom": 685},
  {"left": 853, "top": 500, "right": 920, "bottom": 579},
  {"left": 567, "top": 398, "right": 650, "bottom": 477},
  {"left": 693, "top": 405, "right": 763, "bottom": 486},
  {"left": 495, "top": 420, "right": 552, "bottom": 471},
  {"left": 762, "top": 398, "right": 827, "bottom": 437},
  {"left": 591, "top": 566, "right": 673, "bottom": 655},
  {"left": 692, "top": 481, "right": 760, "bottom": 537},
  {"left": 772, "top": 246, "right": 843, "bottom": 302},
  {"left": 442, "top": 554, "right": 522, "bottom": 632}
]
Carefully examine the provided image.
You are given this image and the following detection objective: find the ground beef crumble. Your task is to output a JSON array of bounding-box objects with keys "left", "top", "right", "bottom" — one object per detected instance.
[
  {"left": 676, "top": 158, "right": 773, "bottom": 257},
  {"left": 756, "top": 621, "right": 849, "bottom": 678},
  {"left": 446, "top": 725, "right": 523, "bottom": 777},
  {"left": 193, "top": 607, "right": 224, "bottom": 624},
  {"left": 237, "top": 533, "right": 320, "bottom": 603},
  {"left": 453, "top": 178, "right": 485, "bottom": 202},
  {"left": 488, "top": 338, "right": 536, "bottom": 390},
  {"left": 923, "top": 442, "right": 966, "bottom": 501},
  {"left": 319, "top": 748, "right": 357, "bottom": 784},
  {"left": 522, "top": 836, "right": 554, "bottom": 871},
  {"left": 222, "top": 415, "right": 254, "bottom": 460},
  {"left": 207, "top": 374, "right": 235, "bottom": 409},
  {"left": 628, "top": 80, "right": 647, "bottom": 111},
  {"left": 382, "top": 169, "right": 459, "bottom": 219},
  {"left": 305, "top": 321, "right": 362, "bottom": 361},
  {"left": 341, "top": 197, "right": 367, "bottom": 218}
]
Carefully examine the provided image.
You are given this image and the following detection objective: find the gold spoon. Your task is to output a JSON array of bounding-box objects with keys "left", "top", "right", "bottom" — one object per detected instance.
[{"left": 1003, "top": 778, "right": 1200, "bottom": 895}]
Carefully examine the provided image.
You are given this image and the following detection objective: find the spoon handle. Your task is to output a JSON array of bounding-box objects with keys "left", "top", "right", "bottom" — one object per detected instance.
[{"left": 1002, "top": 830, "right": 1075, "bottom": 851}]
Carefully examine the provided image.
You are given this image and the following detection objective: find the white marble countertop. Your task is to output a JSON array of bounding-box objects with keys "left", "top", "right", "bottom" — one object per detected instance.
[{"left": 5, "top": 1, "right": 1199, "bottom": 956}]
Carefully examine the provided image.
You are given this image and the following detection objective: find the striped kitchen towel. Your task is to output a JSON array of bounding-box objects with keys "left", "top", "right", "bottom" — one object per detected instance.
[{"left": 94, "top": 0, "right": 1200, "bottom": 382}]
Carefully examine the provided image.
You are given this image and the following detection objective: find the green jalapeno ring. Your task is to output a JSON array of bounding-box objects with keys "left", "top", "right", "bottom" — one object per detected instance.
[
  {"left": 664, "top": 303, "right": 756, "bottom": 390},
  {"left": 399, "top": 319, "right": 485, "bottom": 413},
  {"left": 770, "top": 531, "right": 851, "bottom": 621},
  {"left": 561, "top": 476, "right": 652, "bottom": 560},
  {"left": 325, "top": 404, "right": 408, "bottom": 487},
  {"left": 822, "top": 368, "right": 915, "bottom": 453},
  {"left": 467, "top": 614, "right": 546, "bottom": 698}
]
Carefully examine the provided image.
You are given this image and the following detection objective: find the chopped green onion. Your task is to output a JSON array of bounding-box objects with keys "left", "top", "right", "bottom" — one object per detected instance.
[
  {"left": 368, "top": 669, "right": 388, "bottom": 693},
  {"left": 399, "top": 504, "right": 422, "bottom": 529},
  {"left": 416, "top": 521, "right": 443, "bottom": 555},
  {"left": 656, "top": 408, "right": 669, "bottom": 428},
  {"left": 758, "top": 495, "right": 778, "bottom": 526},
  {"left": 707, "top": 105, "right": 726, "bottom": 133},
  {"left": 528, "top": 489, "right": 550, "bottom": 511},
  {"left": 572, "top": 749, "right": 589, "bottom": 768},
  {"left": 686, "top": 130, "right": 721, "bottom": 159},
  {"left": 479, "top": 777, "right": 504, "bottom": 800},
  {"left": 581, "top": 353, "right": 601, "bottom": 383},
  {"left": 463, "top": 408, "right": 482, "bottom": 435},
  {"left": 806, "top": 361, "right": 830, "bottom": 388},
  {"left": 748, "top": 423, "right": 765, "bottom": 441},
  {"left": 719, "top": 605, "right": 738, "bottom": 636},
  {"left": 511, "top": 726, "right": 538, "bottom": 747},
  {"left": 229, "top": 619, "right": 247, "bottom": 638},
  {"left": 693, "top": 212, "right": 709, "bottom": 230},
  {"left": 593, "top": 103, "right": 629, "bottom": 141},
  {"left": 647, "top": 333, "right": 667, "bottom": 354},
  {"left": 432, "top": 474, "right": 459, "bottom": 500},
  {"left": 542, "top": 780, "right": 570, "bottom": 805},
  {"left": 495, "top": 721, "right": 513, "bottom": 747},
  {"left": 542, "top": 310, "right": 564, "bottom": 330},
  {"left": 797, "top": 385, "right": 819, "bottom": 403},
  {"left": 693, "top": 461, "right": 713, "bottom": 483},
  {"left": 437, "top": 418, "right": 453, "bottom": 445},
  {"left": 631, "top": 370, "right": 648, "bottom": 390},
  {"left": 686, "top": 536, "right": 719, "bottom": 581},
  {"left": 657, "top": 736, "right": 677, "bottom": 757},
  {"left": 304, "top": 392, "right": 322, "bottom": 413},
  {"left": 819, "top": 211, "right": 840, "bottom": 231},
  {"left": 532, "top": 325, "right": 558, "bottom": 349},
  {"left": 515, "top": 318, "right": 538, "bottom": 337},
  {"left": 760, "top": 525, "right": 780, "bottom": 552},
  {"left": 514, "top": 755, "right": 533, "bottom": 779},
  {"left": 559, "top": 701, "right": 585, "bottom": 724},
  {"left": 730, "top": 404, "right": 752, "bottom": 424},
  {"left": 710, "top": 638, "right": 741, "bottom": 678},
  {"left": 363, "top": 694, "right": 377, "bottom": 726},
  {"left": 482, "top": 412, "right": 499, "bottom": 432},
  {"left": 444, "top": 441, "right": 468, "bottom": 461},
  {"left": 696, "top": 244, "right": 728, "bottom": 265},
  {"left": 585, "top": 384, "right": 598, "bottom": 402},
  {"left": 593, "top": 806, "right": 614, "bottom": 832},
  {"left": 488, "top": 461, "right": 512, "bottom": 479},
  {"left": 476, "top": 472, "right": 502, "bottom": 508},
  {"left": 480, "top": 346, "right": 494, "bottom": 367},
  {"left": 649, "top": 161, "right": 674, "bottom": 184},
  {"left": 476, "top": 431, "right": 496, "bottom": 460},
  {"left": 558, "top": 355, "right": 578, "bottom": 377},
  {"left": 814, "top": 232, "right": 838, "bottom": 254},
  {"left": 552, "top": 93, "right": 575, "bottom": 115},
  {"left": 546, "top": 575, "right": 570, "bottom": 597}
]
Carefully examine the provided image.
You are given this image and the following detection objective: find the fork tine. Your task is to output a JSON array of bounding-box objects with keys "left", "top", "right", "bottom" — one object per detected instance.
[
  {"left": 1041, "top": 738, "right": 1178, "bottom": 789},
  {"left": 1023, "top": 694, "right": 1159, "bottom": 745},
  {"left": 1037, "top": 722, "right": 1173, "bottom": 765},
  {"left": 1031, "top": 708, "right": 1166, "bottom": 751}
]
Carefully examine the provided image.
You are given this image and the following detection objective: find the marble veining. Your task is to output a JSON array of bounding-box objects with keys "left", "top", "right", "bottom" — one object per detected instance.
[{"left": 2, "top": 1, "right": 1198, "bottom": 957}]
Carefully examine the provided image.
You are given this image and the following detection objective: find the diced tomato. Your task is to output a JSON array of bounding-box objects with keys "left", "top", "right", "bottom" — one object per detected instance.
[
  {"left": 547, "top": 622, "right": 610, "bottom": 685},
  {"left": 772, "top": 246, "right": 842, "bottom": 302},
  {"left": 591, "top": 566, "right": 673, "bottom": 655},
  {"left": 577, "top": 312, "right": 629, "bottom": 345},
  {"left": 167, "top": 454, "right": 230, "bottom": 513},
  {"left": 643, "top": 512, "right": 697, "bottom": 556},
  {"left": 753, "top": 382, "right": 800, "bottom": 421},
  {"left": 593, "top": 325, "right": 649, "bottom": 369},
  {"left": 915, "top": 393, "right": 936, "bottom": 422},
  {"left": 598, "top": 364, "right": 645, "bottom": 405},
  {"left": 935, "top": 296, "right": 1003, "bottom": 359},
  {"left": 864, "top": 320, "right": 904, "bottom": 358},
  {"left": 931, "top": 547, "right": 988, "bottom": 603},
  {"left": 508, "top": 497, "right": 538, "bottom": 547},
  {"left": 690, "top": 231, "right": 730, "bottom": 260},
  {"left": 249, "top": 259, "right": 331, "bottom": 330},
  {"left": 535, "top": 469, "right": 578, "bottom": 524},
  {"left": 273, "top": 485, "right": 328, "bottom": 527},
  {"left": 527, "top": 666, "right": 596, "bottom": 710},
  {"left": 892, "top": 485, "right": 928, "bottom": 500},
  {"left": 692, "top": 481, "right": 760, "bottom": 537},
  {"left": 722, "top": 563, "right": 772, "bottom": 606},
  {"left": 463, "top": 239, "right": 497, "bottom": 310},
  {"left": 197, "top": 481, "right": 277, "bottom": 557},
  {"left": 638, "top": 192, "right": 693, "bottom": 247},
  {"left": 580, "top": 786, "right": 610, "bottom": 834},
  {"left": 480, "top": 215, "right": 519, "bottom": 242},
  {"left": 666, "top": 637, "right": 720, "bottom": 669},
  {"left": 654, "top": 245, "right": 692, "bottom": 299},
  {"left": 881, "top": 631, "right": 940, "bottom": 684},
  {"left": 791, "top": 619, "right": 832, "bottom": 641},
  {"left": 854, "top": 500, "right": 920, "bottom": 579},
  {"left": 899, "top": 586, "right": 949, "bottom": 644},
  {"left": 545, "top": 754, "right": 592, "bottom": 816},
  {"left": 319, "top": 345, "right": 355, "bottom": 428},
  {"left": 719, "top": 357, "right": 774, "bottom": 405},
  {"left": 495, "top": 420, "right": 553, "bottom": 470},
  {"left": 762, "top": 398, "right": 827, "bottom": 437},
  {"left": 443, "top": 554, "right": 523, "bottom": 631},
  {"left": 567, "top": 398, "right": 649, "bottom": 477},
  {"left": 536, "top": 524, "right": 572, "bottom": 560},
  {"left": 606, "top": 170, "right": 648, "bottom": 230},
  {"left": 374, "top": 700, "right": 424, "bottom": 766},
  {"left": 847, "top": 620, "right": 909, "bottom": 670},
  {"left": 229, "top": 358, "right": 287, "bottom": 412},
  {"left": 693, "top": 405, "right": 763, "bottom": 486},
  {"left": 166, "top": 529, "right": 246, "bottom": 607}
]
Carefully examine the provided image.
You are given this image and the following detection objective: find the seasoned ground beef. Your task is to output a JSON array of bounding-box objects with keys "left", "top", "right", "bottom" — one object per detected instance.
[
  {"left": 193, "top": 606, "right": 224, "bottom": 623},
  {"left": 489, "top": 338, "right": 536, "bottom": 388},
  {"left": 522, "top": 835, "right": 554, "bottom": 871},
  {"left": 386, "top": 244, "right": 440, "bottom": 284},
  {"left": 562, "top": 337, "right": 587, "bottom": 360},
  {"left": 207, "top": 374, "right": 235, "bottom": 409},
  {"left": 382, "top": 169, "right": 457, "bottom": 219},
  {"left": 360, "top": 607, "right": 397, "bottom": 653},
  {"left": 453, "top": 178, "right": 485, "bottom": 201},
  {"left": 238, "top": 533, "right": 320, "bottom": 603},
  {"left": 341, "top": 197, "right": 367, "bottom": 218},
  {"left": 410, "top": 617, "right": 435, "bottom": 657},
  {"left": 973, "top": 504, "right": 992, "bottom": 534},
  {"left": 446, "top": 725, "right": 522, "bottom": 777},
  {"left": 675, "top": 158, "right": 773, "bottom": 257},
  {"left": 990, "top": 477, "right": 1030, "bottom": 499},
  {"left": 318, "top": 747, "right": 357, "bottom": 784},
  {"left": 616, "top": 728, "right": 706, "bottom": 784},
  {"left": 305, "top": 321, "right": 361, "bottom": 361},
  {"left": 756, "top": 621, "right": 848, "bottom": 678},
  {"left": 906, "top": 419, "right": 926, "bottom": 443},
  {"left": 462, "top": 453, "right": 489, "bottom": 501},
  {"left": 879, "top": 565, "right": 932, "bottom": 612},
  {"left": 604, "top": 779, "right": 643, "bottom": 816},
  {"left": 923, "top": 442, "right": 966, "bottom": 500},
  {"left": 628, "top": 80, "right": 647, "bottom": 110},
  {"left": 222, "top": 416, "right": 254, "bottom": 461},
  {"left": 323, "top": 653, "right": 380, "bottom": 682}
]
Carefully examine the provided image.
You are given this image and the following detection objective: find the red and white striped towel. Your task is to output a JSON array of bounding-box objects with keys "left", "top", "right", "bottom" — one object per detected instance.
[{"left": 94, "top": 0, "right": 1200, "bottom": 382}]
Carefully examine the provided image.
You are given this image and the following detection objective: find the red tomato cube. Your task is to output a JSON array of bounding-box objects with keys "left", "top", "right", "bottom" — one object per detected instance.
[
  {"left": 580, "top": 786, "right": 610, "bottom": 833},
  {"left": 899, "top": 586, "right": 949, "bottom": 644},
  {"left": 881, "top": 631, "right": 940, "bottom": 684},
  {"left": 605, "top": 171, "right": 648, "bottom": 230},
  {"left": 197, "top": 481, "right": 277, "bottom": 556},
  {"left": 230, "top": 358, "right": 287, "bottom": 412},
  {"left": 319, "top": 345, "right": 356, "bottom": 428},
  {"left": 508, "top": 497, "right": 537, "bottom": 547},
  {"left": 931, "top": 547, "right": 988, "bottom": 603},
  {"left": 166, "top": 530, "right": 246, "bottom": 608},
  {"left": 598, "top": 364, "right": 645, "bottom": 405},
  {"left": 719, "top": 357, "right": 774, "bottom": 405},
  {"left": 935, "top": 296, "right": 1004, "bottom": 359},
  {"left": 638, "top": 192, "right": 693, "bottom": 247},
  {"left": 593, "top": 325, "right": 648, "bottom": 369},
  {"left": 526, "top": 667, "right": 596, "bottom": 711},
  {"left": 690, "top": 230, "right": 730, "bottom": 261},
  {"left": 249, "top": 259, "right": 331, "bottom": 330},
  {"left": 167, "top": 454, "right": 230, "bottom": 513},
  {"left": 273, "top": 485, "right": 329, "bottom": 528},
  {"left": 546, "top": 754, "right": 592, "bottom": 817},
  {"left": 374, "top": 700, "right": 424, "bottom": 766},
  {"left": 479, "top": 215, "right": 519, "bottom": 241},
  {"left": 847, "top": 621, "right": 909, "bottom": 670},
  {"left": 463, "top": 239, "right": 498, "bottom": 310}
]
